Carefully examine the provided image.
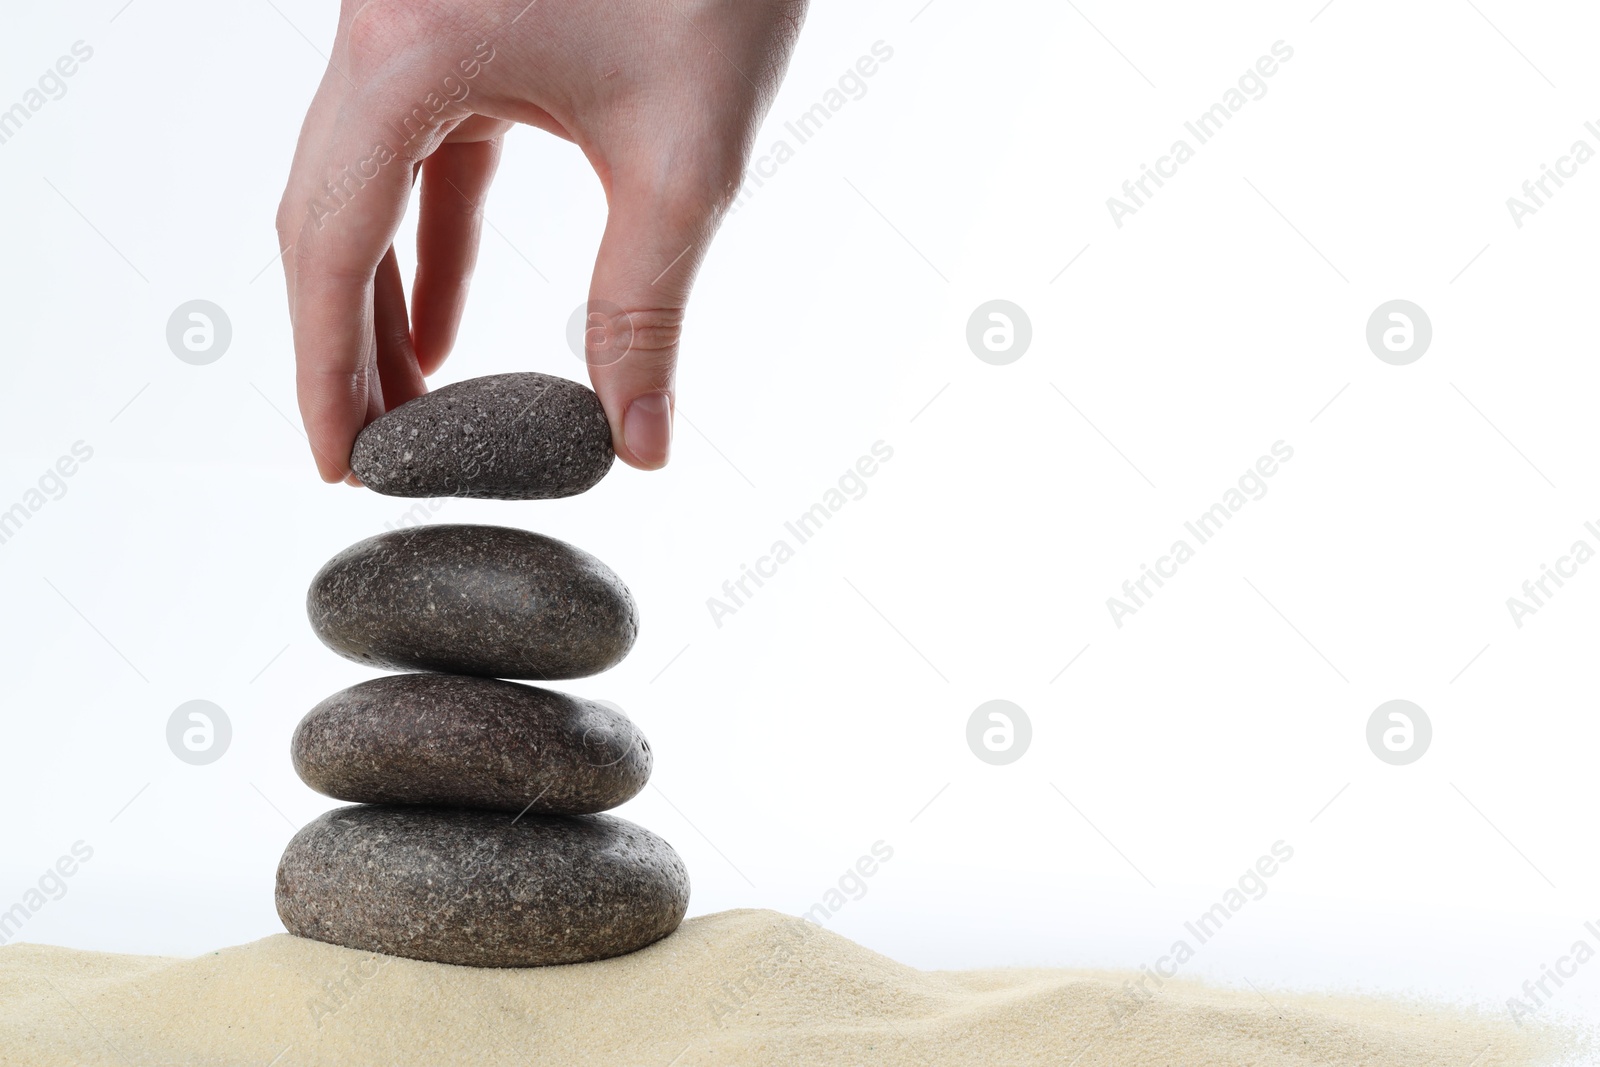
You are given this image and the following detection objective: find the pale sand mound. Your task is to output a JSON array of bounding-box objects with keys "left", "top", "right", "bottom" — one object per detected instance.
[{"left": 0, "top": 909, "right": 1580, "bottom": 1066}]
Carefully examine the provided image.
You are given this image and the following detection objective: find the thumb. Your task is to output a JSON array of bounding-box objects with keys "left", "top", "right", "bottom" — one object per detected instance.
[{"left": 584, "top": 175, "right": 722, "bottom": 470}]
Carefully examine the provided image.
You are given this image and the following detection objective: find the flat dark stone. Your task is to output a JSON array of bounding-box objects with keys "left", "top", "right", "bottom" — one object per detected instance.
[
  {"left": 292, "top": 674, "right": 651, "bottom": 814},
  {"left": 351, "top": 373, "right": 614, "bottom": 500},
  {"left": 307, "top": 525, "right": 638, "bottom": 680},
  {"left": 276, "top": 806, "right": 689, "bottom": 967}
]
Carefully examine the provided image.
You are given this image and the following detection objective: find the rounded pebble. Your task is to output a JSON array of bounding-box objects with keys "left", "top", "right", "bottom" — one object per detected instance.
[
  {"left": 291, "top": 674, "right": 651, "bottom": 814},
  {"left": 307, "top": 525, "right": 638, "bottom": 680},
  {"left": 351, "top": 373, "right": 614, "bottom": 500},
  {"left": 275, "top": 806, "right": 689, "bottom": 967}
]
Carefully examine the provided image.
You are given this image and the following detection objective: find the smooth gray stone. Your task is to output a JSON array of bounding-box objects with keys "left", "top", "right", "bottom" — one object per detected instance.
[
  {"left": 275, "top": 806, "right": 689, "bottom": 967},
  {"left": 307, "top": 524, "right": 638, "bottom": 680},
  {"left": 292, "top": 674, "right": 651, "bottom": 814},
  {"left": 351, "top": 372, "right": 614, "bottom": 500}
]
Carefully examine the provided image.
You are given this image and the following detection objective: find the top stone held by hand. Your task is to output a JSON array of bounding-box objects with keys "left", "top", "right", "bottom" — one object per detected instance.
[{"left": 352, "top": 373, "right": 614, "bottom": 501}]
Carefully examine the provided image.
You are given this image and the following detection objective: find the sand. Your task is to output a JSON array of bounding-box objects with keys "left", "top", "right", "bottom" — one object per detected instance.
[{"left": 0, "top": 909, "right": 1581, "bottom": 1066}]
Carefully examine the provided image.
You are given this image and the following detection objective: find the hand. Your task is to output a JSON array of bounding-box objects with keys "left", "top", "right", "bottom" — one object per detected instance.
[{"left": 276, "top": 0, "right": 807, "bottom": 482}]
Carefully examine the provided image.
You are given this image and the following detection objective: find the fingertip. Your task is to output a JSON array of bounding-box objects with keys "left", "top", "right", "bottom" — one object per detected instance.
[
  {"left": 304, "top": 418, "right": 360, "bottom": 485},
  {"left": 619, "top": 391, "right": 673, "bottom": 470},
  {"left": 314, "top": 453, "right": 347, "bottom": 484}
]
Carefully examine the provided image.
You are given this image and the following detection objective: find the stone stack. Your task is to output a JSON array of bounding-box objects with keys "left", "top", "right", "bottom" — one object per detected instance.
[{"left": 275, "top": 373, "right": 688, "bottom": 968}]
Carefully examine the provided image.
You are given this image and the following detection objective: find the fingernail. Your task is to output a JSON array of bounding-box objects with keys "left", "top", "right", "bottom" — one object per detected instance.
[{"left": 623, "top": 392, "right": 673, "bottom": 469}]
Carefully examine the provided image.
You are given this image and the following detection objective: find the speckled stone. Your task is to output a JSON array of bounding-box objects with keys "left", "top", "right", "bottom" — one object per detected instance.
[
  {"left": 307, "top": 525, "right": 638, "bottom": 680},
  {"left": 275, "top": 806, "right": 689, "bottom": 966},
  {"left": 351, "top": 373, "right": 614, "bottom": 500},
  {"left": 291, "top": 674, "right": 651, "bottom": 814}
]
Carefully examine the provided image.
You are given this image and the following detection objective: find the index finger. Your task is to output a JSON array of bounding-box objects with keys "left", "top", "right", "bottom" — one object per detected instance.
[{"left": 285, "top": 99, "right": 426, "bottom": 482}]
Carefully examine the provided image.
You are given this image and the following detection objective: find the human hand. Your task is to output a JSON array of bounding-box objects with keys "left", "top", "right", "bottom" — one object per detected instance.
[{"left": 276, "top": 0, "right": 807, "bottom": 482}]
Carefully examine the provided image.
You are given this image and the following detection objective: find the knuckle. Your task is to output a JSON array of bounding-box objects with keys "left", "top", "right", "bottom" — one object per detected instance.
[
  {"left": 585, "top": 304, "right": 683, "bottom": 371},
  {"left": 293, "top": 244, "right": 371, "bottom": 288},
  {"left": 290, "top": 240, "right": 318, "bottom": 277},
  {"left": 344, "top": 0, "right": 412, "bottom": 68},
  {"left": 629, "top": 134, "right": 750, "bottom": 229},
  {"left": 274, "top": 196, "right": 301, "bottom": 241},
  {"left": 623, "top": 307, "right": 685, "bottom": 358},
  {"left": 344, "top": 0, "right": 475, "bottom": 84},
  {"left": 665, "top": 148, "right": 749, "bottom": 223}
]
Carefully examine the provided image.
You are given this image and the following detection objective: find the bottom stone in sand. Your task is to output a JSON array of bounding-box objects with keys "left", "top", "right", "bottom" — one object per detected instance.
[{"left": 276, "top": 806, "right": 689, "bottom": 967}]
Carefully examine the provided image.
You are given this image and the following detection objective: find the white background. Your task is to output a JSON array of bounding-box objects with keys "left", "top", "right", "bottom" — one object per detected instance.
[{"left": 3, "top": 0, "right": 1599, "bottom": 1033}]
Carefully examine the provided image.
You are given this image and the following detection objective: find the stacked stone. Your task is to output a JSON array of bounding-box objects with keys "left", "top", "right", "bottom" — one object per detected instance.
[{"left": 275, "top": 373, "right": 688, "bottom": 968}]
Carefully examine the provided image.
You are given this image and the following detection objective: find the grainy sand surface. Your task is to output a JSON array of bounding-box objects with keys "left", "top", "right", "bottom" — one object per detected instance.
[{"left": 0, "top": 909, "right": 1581, "bottom": 1066}]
